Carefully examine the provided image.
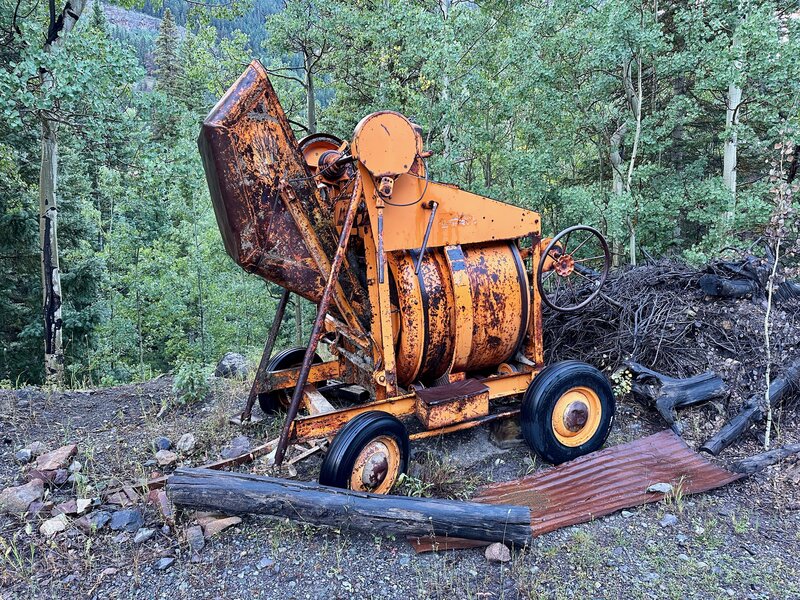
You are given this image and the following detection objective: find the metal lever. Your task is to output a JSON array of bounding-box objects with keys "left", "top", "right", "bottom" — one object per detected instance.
[
  {"left": 376, "top": 197, "right": 385, "bottom": 284},
  {"left": 414, "top": 201, "right": 438, "bottom": 274}
]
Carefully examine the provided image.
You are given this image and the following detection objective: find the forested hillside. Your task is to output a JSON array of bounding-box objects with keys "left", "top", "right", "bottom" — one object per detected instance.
[{"left": 1, "top": 0, "right": 798, "bottom": 386}]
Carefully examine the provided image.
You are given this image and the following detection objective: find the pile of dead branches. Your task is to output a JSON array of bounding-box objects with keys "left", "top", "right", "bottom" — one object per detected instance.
[{"left": 544, "top": 258, "right": 799, "bottom": 381}]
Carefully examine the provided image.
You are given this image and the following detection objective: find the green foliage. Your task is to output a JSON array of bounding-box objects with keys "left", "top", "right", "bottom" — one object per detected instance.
[
  {"left": 1, "top": 0, "right": 798, "bottom": 386},
  {"left": 172, "top": 360, "right": 211, "bottom": 405}
]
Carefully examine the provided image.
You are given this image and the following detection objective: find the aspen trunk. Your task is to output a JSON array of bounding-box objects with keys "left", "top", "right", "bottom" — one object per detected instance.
[
  {"left": 40, "top": 115, "right": 64, "bottom": 383},
  {"left": 723, "top": 83, "right": 741, "bottom": 200},
  {"left": 38, "top": 0, "right": 88, "bottom": 384}
]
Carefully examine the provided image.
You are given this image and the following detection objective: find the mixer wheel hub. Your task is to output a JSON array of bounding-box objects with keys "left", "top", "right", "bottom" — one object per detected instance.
[
  {"left": 319, "top": 411, "right": 409, "bottom": 494},
  {"left": 520, "top": 361, "right": 615, "bottom": 464}
]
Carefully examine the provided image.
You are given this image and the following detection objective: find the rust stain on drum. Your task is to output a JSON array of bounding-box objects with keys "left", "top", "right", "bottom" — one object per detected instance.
[{"left": 409, "top": 431, "right": 742, "bottom": 552}]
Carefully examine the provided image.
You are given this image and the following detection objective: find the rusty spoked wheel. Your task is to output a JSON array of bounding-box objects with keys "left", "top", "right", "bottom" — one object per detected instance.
[
  {"left": 319, "top": 411, "right": 409, "bottom": 494},
  {"left": 537, "top": 225, "right": 610, "bottom": 313},
  {"left": 521, "top": 361, "right": 615, "bottom": 465}
]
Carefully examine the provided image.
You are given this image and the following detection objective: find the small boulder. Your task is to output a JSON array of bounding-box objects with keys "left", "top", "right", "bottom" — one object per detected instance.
[
  {"left": 68, "top": 460, "right": 82, "bottom": 473},
  {"left": 134, "top": 527, "right": 156, "bottom": 544},
  {"left": 176, "top": 433, "right": 196, "bottom": 454},
  {"left": 76, "top": 498, "right": 93, "bottom": 514},
  {"left": 40, "top": 514, "right": 69, "bottom": 537},
  {"left": 34, "top": 444, "right": 77, "bottom": 472},
  {"left": 152, "top": 437, "right": 172, "bottom": 452},
  {"left": 74, "top": 510, "right": 112, "bottom": 534},
  {"left": 155, "top": 450, "right": 178, "bottom": 467},
  {"left": 110, "top": 508, "right": 144, "bottom": 533},
  {"left": 202, "top": 516, "right": 242, "bottom": 538},
  {"left": 485, "top": 542, "right": 512, "bottom": 563},
  {"left": 214, "top": 352, "right": 249, "bottom": 379},
  {"left": 185, "top": 525, "right": 205, "bottom": 553},
  {"left": 0, "top": 479, "right": 44, "bottom": 514},
  {"left": 647, "top": 482, "right": 674, "bottom": 495}
]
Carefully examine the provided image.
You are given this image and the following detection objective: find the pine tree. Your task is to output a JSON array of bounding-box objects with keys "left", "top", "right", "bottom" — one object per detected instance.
[
  {"left": 154, "top": 8, "right": 183, "bottom": 98},
  {"left": 87, "top": 0, "right": 108, "bottom": 34}
]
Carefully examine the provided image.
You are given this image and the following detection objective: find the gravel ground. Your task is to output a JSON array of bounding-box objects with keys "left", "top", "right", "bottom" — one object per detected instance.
[{"left": 1, "top": 370, "right": 799, "bottom": 599}]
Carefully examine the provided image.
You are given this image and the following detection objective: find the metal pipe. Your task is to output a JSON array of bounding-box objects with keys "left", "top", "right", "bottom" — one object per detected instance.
[
  {"left": 414, "top": 201, "right": 438, "bottom": 274},
  {"left": 240, "top": 287, "right": 291, "bottom": 422},
  {"left": 275, "top": 175, "right": 364, "bottom": 466}
]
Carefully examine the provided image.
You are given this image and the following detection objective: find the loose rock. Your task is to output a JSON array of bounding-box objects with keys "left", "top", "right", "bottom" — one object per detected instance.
[
  {"left": 176, "top": 433, "right": 196, "bottom": 453},
  {"left": 155, "top": 450, "right": 178, "bottom": 466},
  {"left": 14, "top": 449, "right": 32, "bottom": 464},
  {"left": 155, "top": 557, "right": 175, "bottom": 571},
  {"left": 214, "top": 352, "right": 249, "bottom": 379},
  {"left": 75, "top": 510, "right": 112, "bottom": 533},
  {"left": 647, "top": 482, "right": 674, "bottom": 495},
  {"left": 52, "top": 499, "right": 78, "bottom": 516},
  {"left": 110, "top": 508, "right": 144, "bottom": 533},
  {"left": 152, "top": 437, "right": 172, "bottom": 451},
  {"left": 76, "top": 498, "right": 92, "bottom": 514},
  {"left": 185, "top": 525, "right": 205, "bottom": 553},
  {"left": 40, "top": 514, "right": 69, "bottom": 537},
  {"left": 34, "top": 444, "right": 77, "bottom": 471},
  {"left": 134, "top": 527, "right": 156, "bottom": 544},
  {"left": 0, "top": 479, "right": 44, "bottom": 514},
  {"left": 202, "top": 516, "right": 242, "bottom": 538},
  {"left": 27, "top": 441, "right": 48, "bottom": 456},
  {"left": 659, "top": 514, "right": 678, "bottom": 528},
  {"left": 68, "top": 460, "right": 82, "bottom": 473},
  {"left": 485, "top": 542, "right": 512, "bottom": 563},
  {"left": 220, "top": 436, "right": 250, "bottom": 460}
]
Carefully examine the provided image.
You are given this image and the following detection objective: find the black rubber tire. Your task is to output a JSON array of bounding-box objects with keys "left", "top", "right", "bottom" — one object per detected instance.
[
  {"left": 258, "top": 347, "right": 322, "bottom": 414},
  {"left": 319, "top": 411, "right": 409, "bottom": 492},
  {"left": 520, "top": 360, "right": 615, "bottom": 465}
]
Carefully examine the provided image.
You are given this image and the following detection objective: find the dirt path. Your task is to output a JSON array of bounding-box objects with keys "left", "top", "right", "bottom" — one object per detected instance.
[{"left": 1, "top": 378, "right": 799, "bottom": 599}]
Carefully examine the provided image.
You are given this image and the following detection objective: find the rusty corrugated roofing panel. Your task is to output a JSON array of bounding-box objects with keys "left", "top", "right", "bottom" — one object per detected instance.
[
  {"left": 475, "top": 430, "right": 742, "bottom": 536},
  {"left": 410, "top": 431, "right": 742, "bottom": 552}
]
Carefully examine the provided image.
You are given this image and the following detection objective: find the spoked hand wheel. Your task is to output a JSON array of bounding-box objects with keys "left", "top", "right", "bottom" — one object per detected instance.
[{"left": 536, "top": 225, "right": 610, "bottom": 312}]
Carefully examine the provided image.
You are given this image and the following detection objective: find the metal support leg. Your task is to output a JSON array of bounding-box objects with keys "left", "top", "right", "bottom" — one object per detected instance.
[
  {"left": 275, "top": 175, "right": 363, "bottom": 466},
  {"left": 240, "top": 288, "right": 291, "bottom": 422}
]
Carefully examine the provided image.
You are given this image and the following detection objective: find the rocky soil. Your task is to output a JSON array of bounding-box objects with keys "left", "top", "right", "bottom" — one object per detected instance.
[{"left": 1, "top": 284, "right": 800, "bottom": 599}]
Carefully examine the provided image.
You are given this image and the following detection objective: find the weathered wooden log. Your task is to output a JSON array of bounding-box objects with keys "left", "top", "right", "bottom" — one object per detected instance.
[
  {"left": 167, "top": 468, "right": 533, "bottom": 545},
  {"left": 701, "top": 360, "right": 800, "bottom": 456},
  {"left": 729, "top": 443, "right": 800, "bottom": 475},
  {"left": 776, "top": 280, "right": 800, "bottom": 304},
  {"left": 625, "top": 362, "right": 728, "bottom": 434},
  {"left": 698, "top": 274, "right": 759, "bottom": 298}
]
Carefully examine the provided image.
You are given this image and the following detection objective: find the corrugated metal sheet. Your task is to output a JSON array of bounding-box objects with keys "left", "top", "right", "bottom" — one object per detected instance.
[{"left": 410, "top": 430, "right": 742, "bottom": 552}]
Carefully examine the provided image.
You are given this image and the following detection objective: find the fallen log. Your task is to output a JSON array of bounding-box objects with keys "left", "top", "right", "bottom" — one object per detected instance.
[
  {"left": 167, "top": 468, "right": 533, "bottom": 545},
  {"left": 625, "top": 362, "right": 728, "bottom": 434},
  {"left": 701, "top": 360, "right": 800, "bottom": 456},
  {"left": 729, "top": 443, "right": 800, "bottom": 475},
  {"left": 698, "top": 274, "right": 759, "bottom": 298}
]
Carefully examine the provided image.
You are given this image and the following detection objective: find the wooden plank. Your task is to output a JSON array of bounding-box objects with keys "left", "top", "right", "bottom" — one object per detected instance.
[{"left": 302, "top": 385, "right": 336, "bottom": 416}]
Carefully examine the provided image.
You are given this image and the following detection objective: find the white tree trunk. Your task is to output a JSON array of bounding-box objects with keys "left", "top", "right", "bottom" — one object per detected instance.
[
  {"left": 40, "top": 116, "right": 63, "bottom": 383},
  {"left": 39, "top": 0, "right": 88, "bottom": 384},
  {"left": 609, "top": 123, "right": 626, "bottom": 268},
  {"left": 723, "top": 82, "right": 742, "bottom": 199}
]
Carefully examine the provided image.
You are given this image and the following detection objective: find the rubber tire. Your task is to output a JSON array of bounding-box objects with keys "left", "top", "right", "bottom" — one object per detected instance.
[
  {"left": 258, "top": 347, "right": 322, "bottom": 414},
  {"left": 520, "top": 360, "right": 615, "bottom": 465},
  {"left": 319, "top": 411, "right": 409, "bottom": 492}
]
